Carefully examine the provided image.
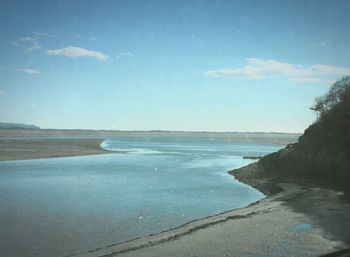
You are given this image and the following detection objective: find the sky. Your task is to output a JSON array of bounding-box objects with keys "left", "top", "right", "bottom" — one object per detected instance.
[{"left": 1, "top": 0, "right": 350, "bottom": 133}]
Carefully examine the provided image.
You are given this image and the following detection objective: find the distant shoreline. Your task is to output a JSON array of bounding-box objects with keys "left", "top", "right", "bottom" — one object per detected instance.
[
  {"left": 0, "top": 129, "right": 299, "bottom": 161},
  {"left": 0, "top": 128, "right": 300, "bottom": 146}
]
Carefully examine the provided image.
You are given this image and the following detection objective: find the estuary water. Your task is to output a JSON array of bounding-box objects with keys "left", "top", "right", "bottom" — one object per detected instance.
[{"left": 0, "top": 135, "right": 282, "bottom": 257}]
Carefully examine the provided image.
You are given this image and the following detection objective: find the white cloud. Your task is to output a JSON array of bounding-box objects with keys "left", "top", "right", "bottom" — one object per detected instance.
[
  {"left": 117, "top": 51, "right": 133, "bottom": 58},
  {"left": 205, "top": 58, "right": 350, "bottom": 83},
  {"left": 11, "top": 36, "right": 41, "bottom": 51},
  {"left": 311, "top": 64, "right": 350, "bottom": 75},
  {"left": 46, "top": 46, "right": 109, "bottom": 61},
  {"left": 33, "top": 32, "right": 57, "bottom": 38},
  {"left": 19, "top": 68, "right": 40, "bottom": 75}
]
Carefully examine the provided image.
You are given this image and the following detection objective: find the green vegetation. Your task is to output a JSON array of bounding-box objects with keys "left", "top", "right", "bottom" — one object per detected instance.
[
  {"left": 311, "top": 76, "right": 350, "bottom": 119},
  {"left": 251, "top": 77, "right": 350, "bottom": 193}
]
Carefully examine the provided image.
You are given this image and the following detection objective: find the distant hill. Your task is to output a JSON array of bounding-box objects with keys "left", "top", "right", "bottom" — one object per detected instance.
[
  {"left": 231, "top": 76, "right": 350, "bottom": 194},
  {"left": 0, "top": 122, "right": 40, "bottom": 130}
]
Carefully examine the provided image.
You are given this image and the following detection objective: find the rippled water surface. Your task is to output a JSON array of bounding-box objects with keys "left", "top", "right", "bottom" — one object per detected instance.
[{"left": 0, "top": 135, "right": 282, "bottom": 257}]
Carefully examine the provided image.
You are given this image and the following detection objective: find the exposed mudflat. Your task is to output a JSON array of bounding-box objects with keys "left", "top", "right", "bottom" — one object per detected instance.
[{"left": 0, "top": 138, "right": 115, "bottom": 161}]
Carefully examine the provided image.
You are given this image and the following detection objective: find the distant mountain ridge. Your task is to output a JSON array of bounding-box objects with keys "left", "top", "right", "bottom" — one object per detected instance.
[{"left": 0, "top": 122, "right": 40, "bottom": 130}]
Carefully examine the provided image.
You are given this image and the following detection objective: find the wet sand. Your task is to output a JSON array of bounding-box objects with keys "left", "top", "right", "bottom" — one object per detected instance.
[
  {"left": 0, "top": 138, "right": 115, "bottom": 161},
  {"left": 71, "top": 184, "right": 350, "bottom": 257}
]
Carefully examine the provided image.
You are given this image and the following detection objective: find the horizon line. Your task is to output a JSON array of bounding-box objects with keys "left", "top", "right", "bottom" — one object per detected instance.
[{"left": 2, "top": 127, "right": 302, "bottom": 134}]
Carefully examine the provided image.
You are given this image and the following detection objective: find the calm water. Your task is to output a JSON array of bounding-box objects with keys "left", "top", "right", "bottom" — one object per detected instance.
[{"left": 0, "top": 136, "right": 282, "bottom": 257}]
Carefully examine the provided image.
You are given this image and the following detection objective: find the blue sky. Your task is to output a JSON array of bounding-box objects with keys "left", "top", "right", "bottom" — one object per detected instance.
[{"left": 1, "top": 0, "right": 350, "bottom": 132}]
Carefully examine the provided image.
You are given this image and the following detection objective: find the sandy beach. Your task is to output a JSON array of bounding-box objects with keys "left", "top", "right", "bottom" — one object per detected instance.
[
  {"left": 0, "top": 138, "right": 114, "bottom": 161},
  {"left": 71, "top": 182, "right": 350, "bottom": 257}
]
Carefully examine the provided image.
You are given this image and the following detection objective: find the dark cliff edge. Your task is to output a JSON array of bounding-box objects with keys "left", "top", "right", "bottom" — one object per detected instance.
[{"left": 230, "top": 77, "right": 350, "bottom": 197}]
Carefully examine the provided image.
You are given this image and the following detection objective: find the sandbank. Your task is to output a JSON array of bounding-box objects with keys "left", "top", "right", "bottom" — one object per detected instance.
[{"left": 0, "top": 138, "right": 115, "bottom": 161}]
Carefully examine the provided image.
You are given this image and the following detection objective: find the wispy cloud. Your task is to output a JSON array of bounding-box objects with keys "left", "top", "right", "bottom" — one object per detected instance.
[
  {"left": 46, "top": 46, "right": 109, "bottom": 61},
  {"left": 18, "top": 68, "right": 40, "bottom": 75},
  {"left": 0, "top": 91, "right": 5, "bottom": 95},
  {"left": 11, "top": 37, "right": 41, "bottom": 51},
  {"left": 116, "top": 51, "right": 133, "bottom": 58},
  {"left": 32, "top": 32, "right": 57, "bottom": 38},
  {"left": 205, "top": 58, "right": 350, "bottom": 83}
]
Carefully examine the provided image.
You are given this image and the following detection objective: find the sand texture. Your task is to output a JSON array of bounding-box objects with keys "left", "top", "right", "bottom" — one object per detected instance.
[
  {"left": 71, "top": 183, "right": 350, "bottom": 257},
  {"left": 0, "top": 138, "right": 114, "bottom": 161}
]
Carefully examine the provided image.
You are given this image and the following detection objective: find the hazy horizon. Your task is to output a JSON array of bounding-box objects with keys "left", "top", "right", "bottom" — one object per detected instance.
[
  {"left": 1, "top": 0, "right": 350, "bottom": 133},
  {"left": 0, "top": 121, "right": 302, "bottom": 134}
]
